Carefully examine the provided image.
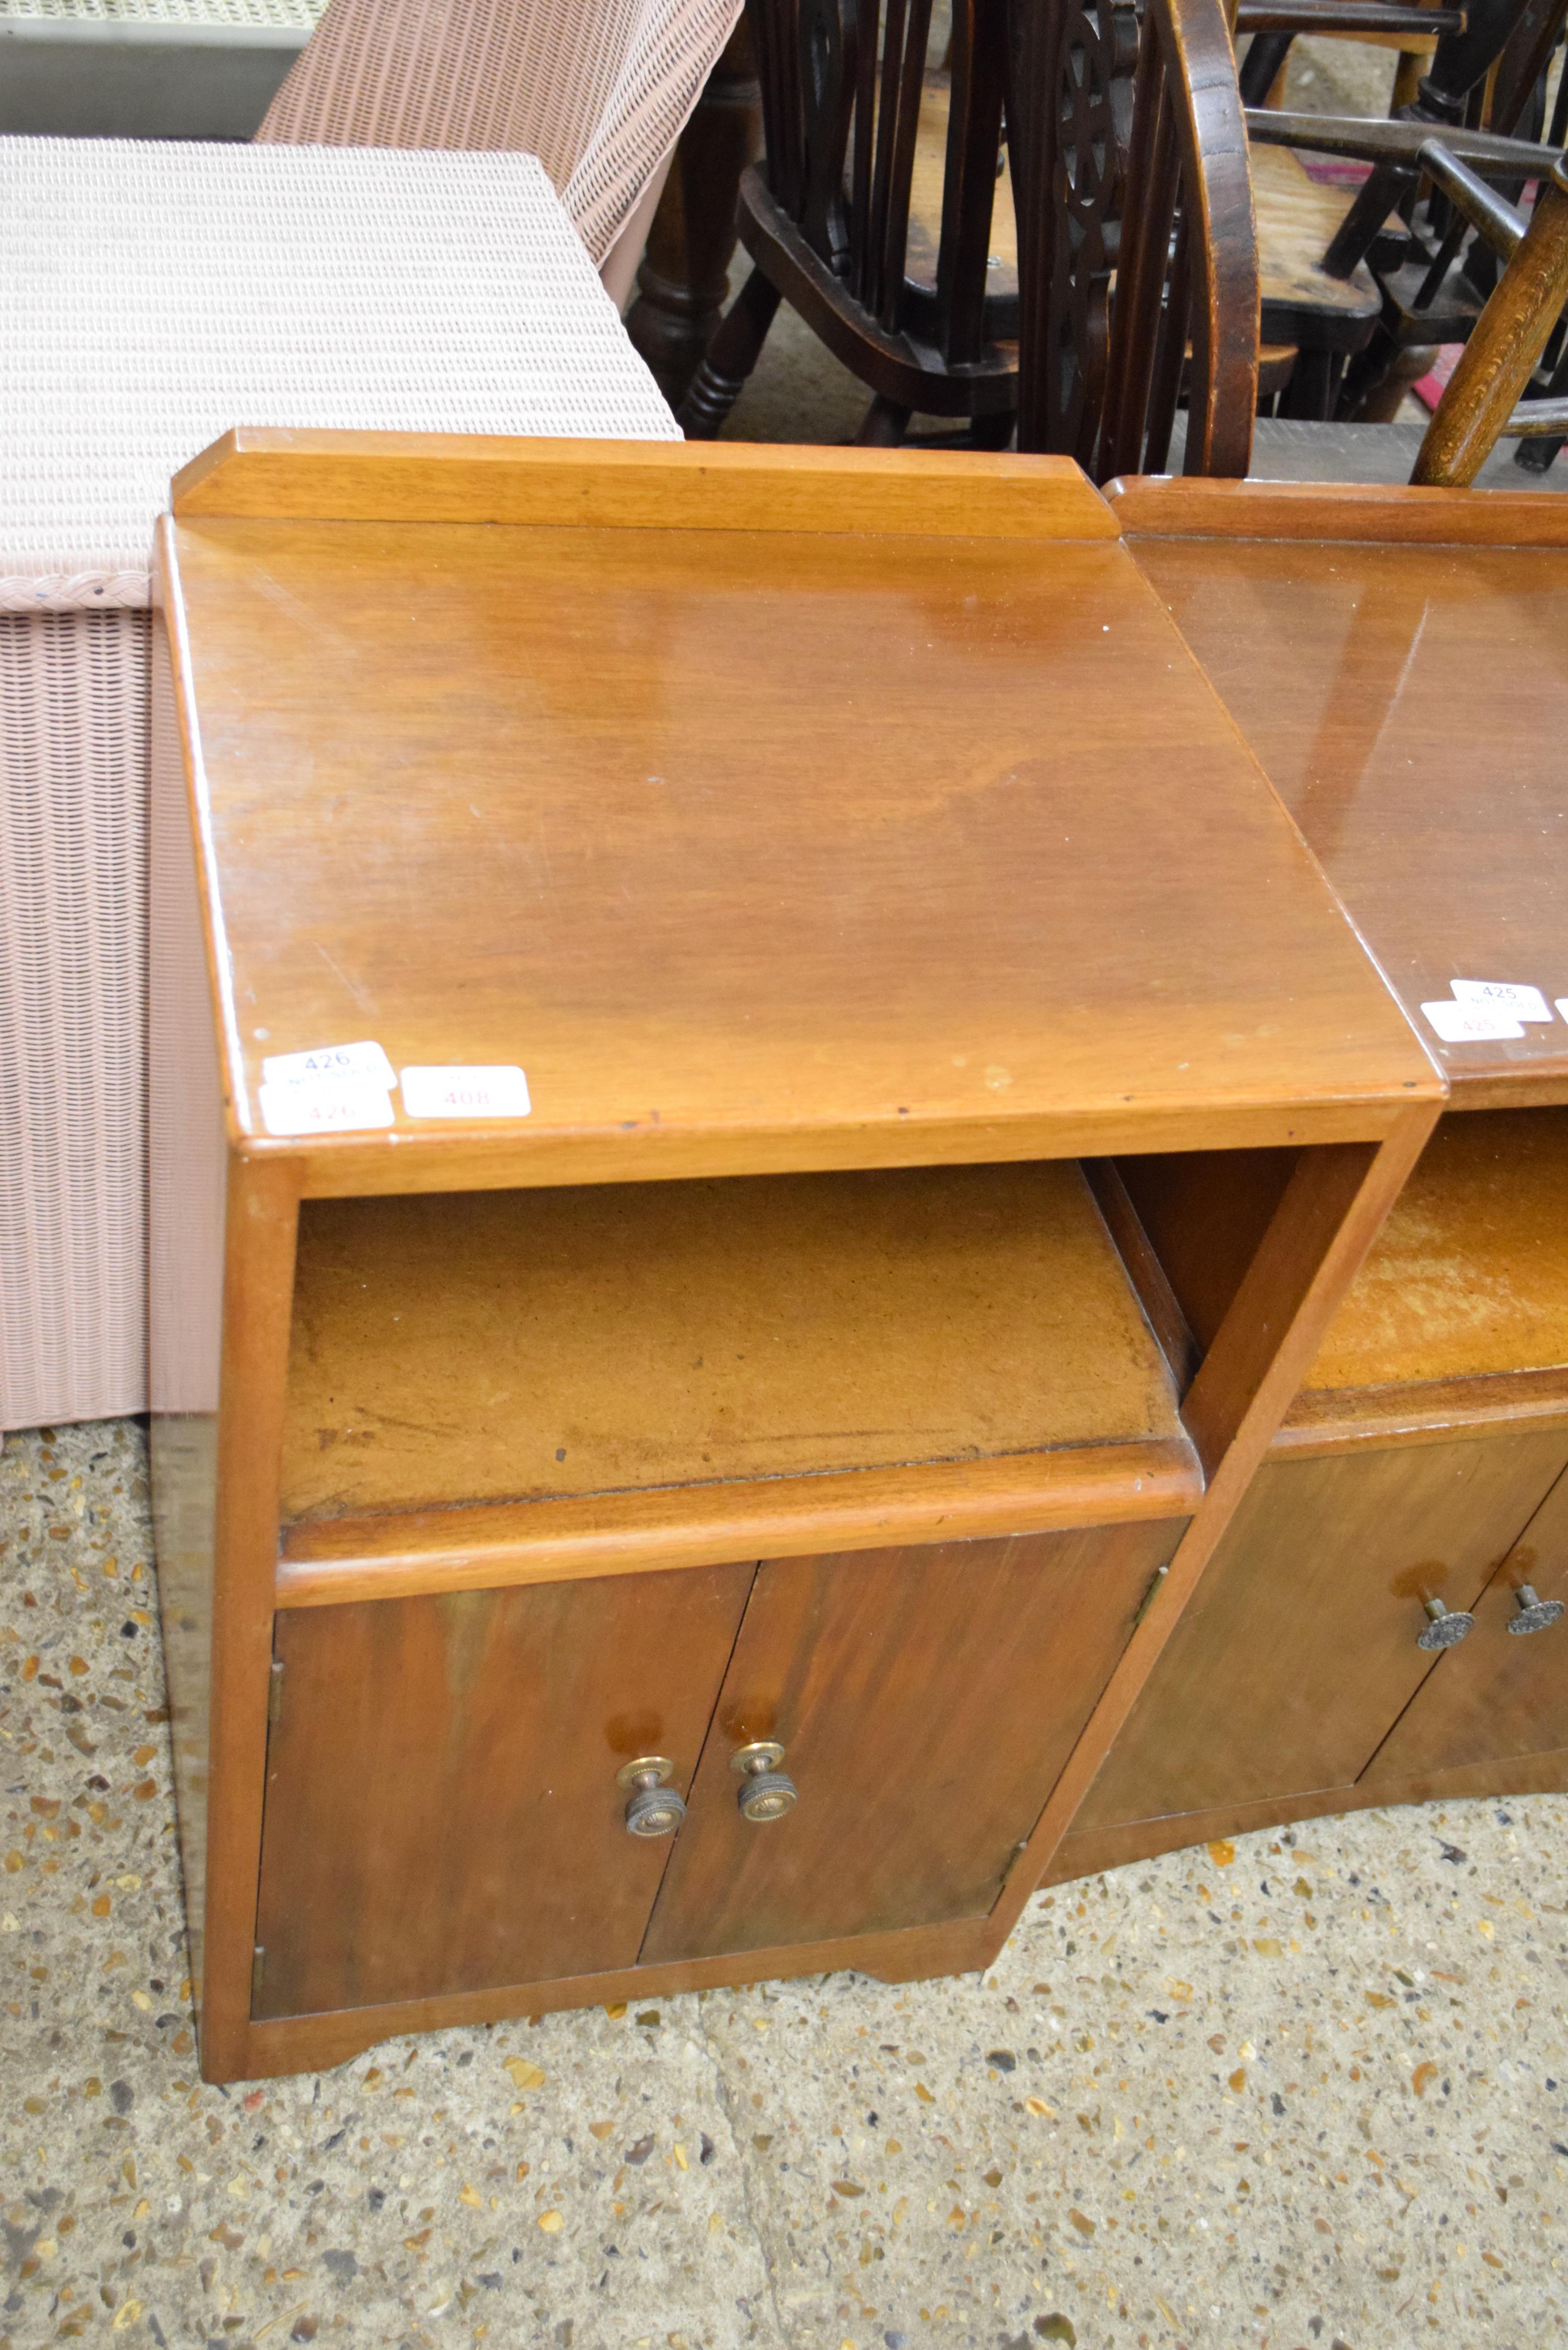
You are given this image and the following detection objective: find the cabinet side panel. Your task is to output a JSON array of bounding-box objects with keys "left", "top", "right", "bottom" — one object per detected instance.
[
  {"left": 1116, "top": 1149, "right": 1298, "bottom": 1354},
  {"left": 148, "top": 606, "right": 227, "bottom": 2006}
]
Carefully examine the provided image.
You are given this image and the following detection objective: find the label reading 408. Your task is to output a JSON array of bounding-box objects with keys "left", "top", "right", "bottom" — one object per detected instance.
[{"left": 400, "top": 1065, "right": 532, "bottom": 1120}]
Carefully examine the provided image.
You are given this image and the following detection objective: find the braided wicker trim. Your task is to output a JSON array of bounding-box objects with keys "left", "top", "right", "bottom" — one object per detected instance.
[{"left": 0, "top": 570, "right": 151, "bottom": 613}]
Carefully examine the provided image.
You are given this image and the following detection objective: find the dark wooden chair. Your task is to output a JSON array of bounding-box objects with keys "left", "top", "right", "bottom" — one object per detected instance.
[
  {"left": 1251, "top": 0, "right": 1568, "bottom": 415},
  {"left": 677, "top": 0, "right": 1020, "bottom": 443},
  {"left": 1235, "top": 0, "right": 1469, "bottom": 419},
  {"left": 1013, "top": 0, "right": 1568, "bottom": 487},
  {"left": 1244, "top": 108, "right": 1568, "bottom": 431},
  {"left": 1008, "top": 0, "right": 1260, "bottom": 477}
]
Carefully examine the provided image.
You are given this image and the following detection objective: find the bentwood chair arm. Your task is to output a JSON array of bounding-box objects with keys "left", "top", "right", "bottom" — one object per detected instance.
[
  {"left": 1235, "top": 3, "right": 1462, "bottom": 33},
  {"left": 1244, "top": 106, "right": 1563, "bottom": 174}
]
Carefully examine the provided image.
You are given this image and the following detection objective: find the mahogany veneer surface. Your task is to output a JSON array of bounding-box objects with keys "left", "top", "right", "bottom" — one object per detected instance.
[
  {"left": 152, "top": 439, "right": 1445, "bottom": 2082},
  {"left": 1125, "top": 515, "right": 1568, "bottom": 1104},
  {"left": 167, "top": 498, "right": 1432, "bottom": 1184}
]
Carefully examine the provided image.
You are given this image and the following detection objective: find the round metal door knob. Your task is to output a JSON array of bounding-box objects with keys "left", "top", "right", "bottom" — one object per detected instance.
[
  {"left": 1508, "top": 1583, "right": 1565, "bottom": 1635},
  {"left": 616, "top": 1755, "right": 687, "bottom": 1839},
  {"left": 1418, "top": 1597, "right": 1474, "bottom": 1651},
  {"left": 730, "top": 1739, "right": 798, "bottom": 1823}
]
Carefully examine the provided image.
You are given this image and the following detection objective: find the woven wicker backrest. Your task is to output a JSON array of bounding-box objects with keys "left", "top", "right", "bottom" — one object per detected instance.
[{"left": 258, "top": 0, "right": 740, "bottom": 265}]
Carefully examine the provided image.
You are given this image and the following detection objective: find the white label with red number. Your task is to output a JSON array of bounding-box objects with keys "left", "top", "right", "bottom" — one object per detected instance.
[
  {"left": 1422, "top": 999, "right": 1525, "bottom": 1044},
  {"left": 400, "top": 1065, "right": 532, "bottom": 1120},
  {"left": 262, "top": 1039, "right": 396, "bottom": 1089},
  {"left": 259, "top": 1077, "right": 396, "bottom": 1136}
]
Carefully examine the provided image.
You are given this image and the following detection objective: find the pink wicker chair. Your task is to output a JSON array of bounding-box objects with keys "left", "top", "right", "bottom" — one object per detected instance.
[
  {"left": 0, "top": 1, "right": 738, "bottom": 1433},
  {"left": 258, "top": 0, "right": 740, "bottom": 303}
]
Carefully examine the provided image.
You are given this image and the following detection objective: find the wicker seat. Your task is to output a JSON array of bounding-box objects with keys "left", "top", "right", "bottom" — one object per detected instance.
[{"left": 0, "top": 136, "right": 683, "bottom": 1430}]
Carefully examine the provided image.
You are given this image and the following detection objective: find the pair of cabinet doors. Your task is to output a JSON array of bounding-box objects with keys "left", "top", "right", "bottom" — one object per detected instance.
[
  {"left": 1078, "top": 1426, "right": 1568, "bottom": 1840},
  {"left": 252, "top": 1518, "right": 1180, "bottom": 2019}
]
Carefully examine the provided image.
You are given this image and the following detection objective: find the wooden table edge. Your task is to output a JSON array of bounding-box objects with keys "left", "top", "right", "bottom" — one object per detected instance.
[
  {"left": 1103, "top": 472, "right": 1568, "bottom": 548},
  {"left": 171, "top": 429, "right": 1122, "bottom": 541},
  {"left": 213, "top": 1086, "right": 1443, "bottom": 1196}
]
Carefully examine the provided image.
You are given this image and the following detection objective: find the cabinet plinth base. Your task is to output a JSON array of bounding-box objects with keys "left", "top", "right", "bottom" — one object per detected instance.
[
  {"left": 1046, "top": 1745, "right": 1568, "bottom": 1889},
  {"left": 211, "top": 1916, "right": 1000, "bottom": 2085}
]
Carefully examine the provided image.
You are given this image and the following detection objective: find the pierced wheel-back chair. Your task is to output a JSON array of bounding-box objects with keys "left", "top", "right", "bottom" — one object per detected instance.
[
  {"left": 1246, "top": 114, "right": 1568, "bottom": 481},
  {"left": 1009, "top": 0, "right": 1260, "bottom": 478},
  {"left": 679, "top": 0, "right": 1021, "bottom": 443}
]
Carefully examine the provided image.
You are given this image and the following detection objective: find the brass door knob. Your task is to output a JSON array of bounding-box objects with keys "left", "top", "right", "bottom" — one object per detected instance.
[
  {"left": 616, "top": 1755, "right": 687, "bottom": 1839},
  {"left": 1509, "top": 1583, "right": 1565, "bottom": 1635},
  {"left": 1418, "top": 1597, "right": 1474, "bottom": 1651},
  {"left": 730, "top": 1740, "right": 798, "bottom": 1823}
]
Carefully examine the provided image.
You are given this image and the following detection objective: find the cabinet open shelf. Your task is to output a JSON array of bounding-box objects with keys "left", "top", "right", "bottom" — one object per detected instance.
[
  {"left": 1283, "top": 1109, "right": 1568, "bottom": 1444},
  {"left": 277, "top": 1158, "right": 1200, "bottom": 1600}
]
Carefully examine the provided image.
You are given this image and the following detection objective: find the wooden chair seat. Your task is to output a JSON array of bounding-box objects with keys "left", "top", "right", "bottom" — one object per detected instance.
[
  {"left": 1253, "top": 145, "right": 1386, "bottom": 352},
  {"left": 1376, "top": 254, "right": 1488, "bottom": 343}
]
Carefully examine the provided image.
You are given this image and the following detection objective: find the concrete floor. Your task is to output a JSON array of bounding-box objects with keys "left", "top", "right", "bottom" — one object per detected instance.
[{"left": 3, "top": 1422, "right": 1566, "bottom": 2349}]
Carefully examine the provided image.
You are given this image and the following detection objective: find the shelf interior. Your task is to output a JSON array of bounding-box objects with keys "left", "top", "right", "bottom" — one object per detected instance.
[
  {"left": 280, "top": 1160, "right": 1185, "bottom": 1529},
  {"left": 1305, "top": 1108, "right": 1568, "bottom": 1396}
]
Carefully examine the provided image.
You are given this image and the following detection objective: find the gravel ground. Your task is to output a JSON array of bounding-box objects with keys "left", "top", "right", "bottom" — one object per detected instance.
[{"left": 3, "top": 1421, "right": 1566, "bottom": 2349}]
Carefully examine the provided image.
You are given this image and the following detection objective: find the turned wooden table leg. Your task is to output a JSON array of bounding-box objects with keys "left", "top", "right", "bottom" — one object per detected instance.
[{"left": 624, "top": 21, "right": 763, "bottom": 407}]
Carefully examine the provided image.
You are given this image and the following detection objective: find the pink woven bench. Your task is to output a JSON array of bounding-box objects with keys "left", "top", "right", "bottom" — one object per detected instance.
[{"left": 0, "top": 135, "right": 686, "bottom": 1428}]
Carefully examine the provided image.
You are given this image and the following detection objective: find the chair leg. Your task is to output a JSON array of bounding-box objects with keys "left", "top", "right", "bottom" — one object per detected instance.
[
  {"left": 675, "top": 267, "right": 781, "bottom": 439},
  {"left": 1279, "top": 347, "right": 1342, "bottom": 421},
  {"left": 855, "top": 395, "right": 914, "bottom": 446},
  {"left": 1347, "top": 341, "right": 1437, "bottom": 423},
  {"left": 1338, "top": 325, "right": 1402, "bottom": 421},
  {"left": 968, "top": 408, "right": 1017, "bottom": 449}
]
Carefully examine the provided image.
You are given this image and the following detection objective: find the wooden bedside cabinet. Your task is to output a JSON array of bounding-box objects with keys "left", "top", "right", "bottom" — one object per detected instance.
[
  {"left": 1053, "top": 480, "right": 1568, "bottom": 1882},
  {"left": 149, "top": 432, "right": 1436, "bottom": 2080}
]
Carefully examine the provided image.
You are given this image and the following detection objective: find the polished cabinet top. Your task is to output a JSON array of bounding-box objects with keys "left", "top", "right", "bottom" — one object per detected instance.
[
  {"left": 159, "top": 433, "right": 1434, "bottom": 1193},
  {"left": 1114, "top": 476, "right": 1568, "bottom": 1109}
]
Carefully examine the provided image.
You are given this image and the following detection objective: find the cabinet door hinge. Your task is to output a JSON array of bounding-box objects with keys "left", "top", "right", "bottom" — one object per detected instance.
[
  {"left": 268, "top": 1659, "right": 284, "bottom": 1724},
  {"left": 1131, "top": 1561, "right": 1171, "bottom": 1631},
  {"left": 251, "top": 1945, "right": 266, "bottom": 1998}
]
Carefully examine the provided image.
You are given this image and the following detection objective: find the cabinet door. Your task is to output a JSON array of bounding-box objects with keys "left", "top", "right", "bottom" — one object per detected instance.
[
  {"left": 1367, "top": 1462, "right": 1568, "bottom": 1783},
  {"left": 253, "top": 1563, "right": 754, "bottom": 2019},
  {"left": 640, "top": 1520, "right": 1182, "bottom": 1965},
  {"left": 1075, "top": 1431, "right": 1568, "bottom": 1834}
]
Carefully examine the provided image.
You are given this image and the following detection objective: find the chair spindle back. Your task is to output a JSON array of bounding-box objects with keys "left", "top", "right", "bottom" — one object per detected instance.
[
  {"left": 749, "top": 0, "right": 1009, "bottom": 365},
  {"left": 1011, "top": 0, "right": 1259, "bottom": 478}
]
